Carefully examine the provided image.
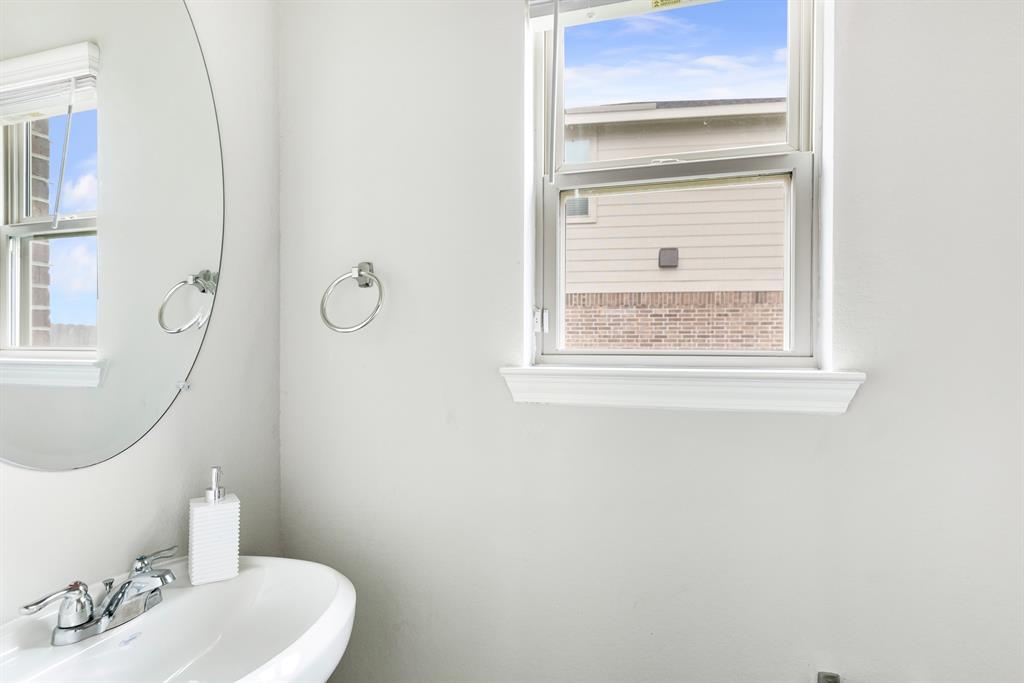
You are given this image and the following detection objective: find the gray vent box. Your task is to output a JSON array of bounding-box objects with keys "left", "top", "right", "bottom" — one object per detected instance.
[{"left": 658, "top": 247, "right": 679, "bottom": 268}]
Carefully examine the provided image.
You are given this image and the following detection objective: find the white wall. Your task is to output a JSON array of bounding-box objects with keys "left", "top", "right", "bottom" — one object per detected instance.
[
  {"left": 279, "top": 2, "right": 1022, "bottom": 683},
  {"left": 0, "top": 0, "right": 281, "bottom": 622}
]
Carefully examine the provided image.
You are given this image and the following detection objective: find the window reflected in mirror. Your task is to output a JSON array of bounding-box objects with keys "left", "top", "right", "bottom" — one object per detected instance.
[
  {"left": 3, "top": 106, "right": 98, "bottom": 349},
  {"left": 24, "top": 233, "right": 98, "bottom": 347}
]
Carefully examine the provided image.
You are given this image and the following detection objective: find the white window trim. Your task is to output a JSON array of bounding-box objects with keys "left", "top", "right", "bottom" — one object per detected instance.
[
  {"left": 501, "top": 366, "right": 864, "bottom": 414},
  {"left": 0, "top": 351, "right": 104, "bottom": 387},
  {"left": 501, "top": 0, "right": 865, "bottom": 413}
]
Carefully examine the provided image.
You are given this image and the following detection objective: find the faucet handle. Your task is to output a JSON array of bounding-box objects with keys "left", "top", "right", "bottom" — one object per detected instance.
[
  {"left": 131, "top": 545, "right": 178, "bottom": 574},
  {"left": 21, "top": 581, "right": 94, "bottom": 628},
  {"left": 99, "top": 577, "right": 116, "bottom": 603},
  {"left": 131, "top": 545, "right": 178, "bottom": 575}
]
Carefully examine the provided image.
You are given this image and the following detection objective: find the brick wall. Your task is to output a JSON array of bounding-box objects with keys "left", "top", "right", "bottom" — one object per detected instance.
[
  {"left": 28, "top": 120, "right": 52, "bottom": 346},
  {"left": 29, "top": 240, "right": 51, "bottom": 346},
  {"left": 29, "top": 119, "right": 52, "bottom": 217},
  {"left": 564, "top": 291, "right": 783, "bottom": 351}
]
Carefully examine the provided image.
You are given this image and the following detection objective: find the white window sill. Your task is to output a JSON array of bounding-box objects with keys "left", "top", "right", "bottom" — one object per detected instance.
[
  {"left": 0, "top": 355, "right": 105, "bottom": 388},
  {"left": 499, "top": 365, "right": 866, "bottom": 414}
]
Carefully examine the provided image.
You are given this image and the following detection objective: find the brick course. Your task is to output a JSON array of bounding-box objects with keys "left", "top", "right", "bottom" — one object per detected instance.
[{"left": 565, "top": 291, "right": 783, "bottom": 351}]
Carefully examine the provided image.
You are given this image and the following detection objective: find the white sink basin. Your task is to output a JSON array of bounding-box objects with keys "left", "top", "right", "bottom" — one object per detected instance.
[{"left": 0, "top": 556, "right": 356, "bottom": 683}]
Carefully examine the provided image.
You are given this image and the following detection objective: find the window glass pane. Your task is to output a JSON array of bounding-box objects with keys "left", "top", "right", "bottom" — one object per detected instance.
[
  {"left": 561, "top": 176, "right": 787, "bottom": 352},
  {"left": 564, "top": 138, "right": 590, "bottom": 164},
  {"left": 24, "top": 233, "right": 97, "bottom": 348},
  {"left": 562, "top": 0, "right": 788, "bottom": 166},
  {"left": 28, "top": 109, "right": 98, "bottom": 219}
]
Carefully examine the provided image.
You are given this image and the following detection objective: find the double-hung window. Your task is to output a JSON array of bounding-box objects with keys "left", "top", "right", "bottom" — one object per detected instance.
[
  {"left": 506, "top": 0, "right": 865, "bottom": 412},
  {"left": 532, "top": 0, "right": 813, "bottom": 365},
  {"left": 1, "top": 43, "right": 99, "bottom": 351}
]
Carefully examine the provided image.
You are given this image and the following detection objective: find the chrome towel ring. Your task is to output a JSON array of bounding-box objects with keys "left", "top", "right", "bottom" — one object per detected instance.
[
  {"left": 158, "top": 270, "right": 218, "bottom": 334},
  {"left": 320, "top": 261, "right": 384, "bottom": 333}
]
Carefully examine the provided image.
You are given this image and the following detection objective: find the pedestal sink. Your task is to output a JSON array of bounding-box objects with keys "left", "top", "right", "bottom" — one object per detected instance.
[{"left": 0, "top": 556, "right": 356, "bottom": 683}]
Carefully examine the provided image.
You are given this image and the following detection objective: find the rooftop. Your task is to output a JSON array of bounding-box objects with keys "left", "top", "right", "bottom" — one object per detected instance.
[{"left": 565, "top": 97, "right": 786, "bottom": 125}]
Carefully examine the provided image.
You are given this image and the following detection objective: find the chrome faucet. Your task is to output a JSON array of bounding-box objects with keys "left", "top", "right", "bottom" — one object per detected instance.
[{"left": 20, "top": 546, "right": 177, "bottom": 646}]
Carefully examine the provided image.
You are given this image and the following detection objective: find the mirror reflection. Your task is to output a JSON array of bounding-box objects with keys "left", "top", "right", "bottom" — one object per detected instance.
[{"left": 0, "top": 0, "right": 223, "bottom": 470}]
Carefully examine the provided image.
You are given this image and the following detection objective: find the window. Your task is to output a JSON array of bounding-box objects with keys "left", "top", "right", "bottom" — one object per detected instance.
[
  {"left": 562, "top": 175, "right": 790, "bottom": 352},
  {"left": 1, "top": 43, "right": 99, "bottom": 351},
  {"left": 529, "top": 0, "right": 814, "bottom": 366}
]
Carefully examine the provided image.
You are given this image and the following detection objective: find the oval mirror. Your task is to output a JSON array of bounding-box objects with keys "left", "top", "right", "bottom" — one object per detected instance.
[{"left": 0, "top": 1, "right": 223, "bottom": 470}]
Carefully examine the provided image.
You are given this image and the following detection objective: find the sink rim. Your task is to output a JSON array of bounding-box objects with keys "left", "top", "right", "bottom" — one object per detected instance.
[{"left": 0, "top": 555, "right": 357, "bottom": 683}]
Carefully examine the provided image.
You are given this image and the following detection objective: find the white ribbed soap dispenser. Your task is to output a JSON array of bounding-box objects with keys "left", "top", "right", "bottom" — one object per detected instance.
[{"left": 188, "top": 466, "right": 240, "bottom": 585}]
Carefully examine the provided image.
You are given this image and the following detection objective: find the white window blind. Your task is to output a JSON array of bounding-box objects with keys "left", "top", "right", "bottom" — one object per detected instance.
[{"left": 0, "top": 42, "right": 99, "bottom": 124}]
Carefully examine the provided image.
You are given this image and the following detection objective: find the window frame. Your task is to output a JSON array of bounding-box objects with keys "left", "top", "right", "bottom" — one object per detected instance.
[
  {"left": 1, "top": 116, "right": 98, "bottom": 351},
  {"left": 531, "top": 0, "right": 818, "bottom": 369}
]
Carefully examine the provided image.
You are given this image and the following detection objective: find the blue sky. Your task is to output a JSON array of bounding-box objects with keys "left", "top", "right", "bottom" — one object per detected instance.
[
  {"left": 563, "top": 0, "right": 788, "bottom": 108},
  {"left": 47, "top": 234, "right": 97, "bottom": 326},
  {"left": 47, "top": 109, "right": 97, "bottom": 214},
  {"left": 46, "top": 109, "right": 98, "bottom": 327}
]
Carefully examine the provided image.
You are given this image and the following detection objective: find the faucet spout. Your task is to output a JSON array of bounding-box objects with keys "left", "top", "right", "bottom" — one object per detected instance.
[
  {"left": 98, "top": 568, "right": 175, "bottom": 616},
  {"left": 40, "top": 548, "right": 178, "bottom": 647}
]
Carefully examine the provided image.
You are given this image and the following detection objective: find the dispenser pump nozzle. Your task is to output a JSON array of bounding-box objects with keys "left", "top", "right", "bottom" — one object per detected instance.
[{"left": 205, "top": 466, "right": 225, "bottom": 503}]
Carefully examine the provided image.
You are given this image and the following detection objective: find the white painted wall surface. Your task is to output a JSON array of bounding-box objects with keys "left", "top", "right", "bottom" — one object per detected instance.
[
  {"left": 0, "top": 1, "right": 281, "bottom": 622},
  {"left": 280, "top": 1, "right": 1022, "bottom": 682}
]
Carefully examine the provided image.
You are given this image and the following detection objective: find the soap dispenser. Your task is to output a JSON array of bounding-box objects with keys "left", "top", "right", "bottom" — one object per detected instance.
[{"left": 188, "top": 466, "right": 240, "bottom": 585}]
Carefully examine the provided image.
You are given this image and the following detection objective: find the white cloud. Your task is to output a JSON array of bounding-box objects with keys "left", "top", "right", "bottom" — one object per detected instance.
[
  {"left": 564, "top": 51, "right": 787, "bottom": 108},
  {"left": 773, "top": 48, "right": 788, "bottom": 63},
  {"left": 691, "top": 54, "right": 758, "bottom": 71},
  {"left": 60, "top": 171, "right": 97, "bottom": 213},
  {"left": 616, "top": 13, "right": 696, "bottom": 36},
  {"left": 51, "top": 241, "right": 97, "bottom": 295}
]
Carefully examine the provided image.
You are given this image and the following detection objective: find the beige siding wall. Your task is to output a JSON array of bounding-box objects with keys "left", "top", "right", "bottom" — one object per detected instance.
[
  {"left": 564, "top": 112, "right": 788, "bottom": 294},
  {"left": 565, "top": 179, "right": 787, "bottom": 293}
]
